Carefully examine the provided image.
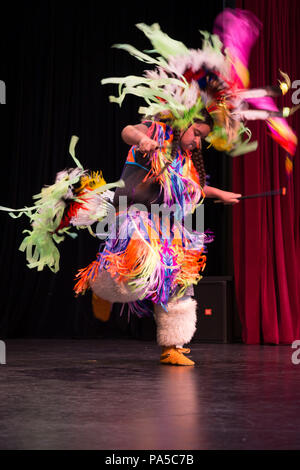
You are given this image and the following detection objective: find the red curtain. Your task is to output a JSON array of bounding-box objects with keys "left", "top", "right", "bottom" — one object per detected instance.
[{"left": 233, "top": 0, "right": 300, "bottom": 343}]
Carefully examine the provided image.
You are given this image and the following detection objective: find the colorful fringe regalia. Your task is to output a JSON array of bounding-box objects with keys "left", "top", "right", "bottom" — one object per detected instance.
[{"left": 74, "top": 120, "right": 213, "bottom": 315}]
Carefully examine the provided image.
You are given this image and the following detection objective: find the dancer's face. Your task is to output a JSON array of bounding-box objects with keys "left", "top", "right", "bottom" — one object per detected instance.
[{"left": 180, "top": 123, "right": 211, "bottom": 152}]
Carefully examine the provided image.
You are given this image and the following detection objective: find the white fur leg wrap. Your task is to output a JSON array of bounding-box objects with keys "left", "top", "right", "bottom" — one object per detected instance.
[
  {"left": 154, "top": 297, "right": 197, "bottom": 347},
  {"left": 90, "top": 270, "right": 144, "bottom": 303}
]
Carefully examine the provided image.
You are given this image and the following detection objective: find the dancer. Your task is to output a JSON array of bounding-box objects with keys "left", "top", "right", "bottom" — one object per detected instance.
[
  {"left": 1, "top": 9, "right": 297, "bottom": 366},
  {"left": 106, "top": 116, "right": 241, "bottom": 365},
  {"left": 73, "top": 11, "right": 297, "bottom": 365}
]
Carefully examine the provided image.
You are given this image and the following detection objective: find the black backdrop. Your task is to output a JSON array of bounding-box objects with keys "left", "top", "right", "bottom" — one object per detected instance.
[{"left": 0, "top": 0, "right": 236, "bottom": 338}]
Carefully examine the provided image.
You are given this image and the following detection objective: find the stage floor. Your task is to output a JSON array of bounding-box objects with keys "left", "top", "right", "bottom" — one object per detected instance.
[{"left": 0, "top": 338, "right": 299, "bottom": 450}]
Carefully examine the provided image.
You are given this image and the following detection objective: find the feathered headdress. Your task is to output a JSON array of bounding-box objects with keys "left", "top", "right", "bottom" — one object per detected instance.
[{"left": 101, "top": 9, "right": 298, "bottom": 172}]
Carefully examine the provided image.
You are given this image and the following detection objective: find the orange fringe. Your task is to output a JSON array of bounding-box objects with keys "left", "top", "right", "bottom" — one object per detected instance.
[
  {"left": 177, "top": 248, "right": 207, "bottom": 286},
  {"left": 74, "top": 254, "right": 102, "bottom": 295}
]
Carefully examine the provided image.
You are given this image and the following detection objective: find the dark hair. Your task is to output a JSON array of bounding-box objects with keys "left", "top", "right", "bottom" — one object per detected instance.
[{"left": 170, "top": 127, "right": 207, "bottom": 188}]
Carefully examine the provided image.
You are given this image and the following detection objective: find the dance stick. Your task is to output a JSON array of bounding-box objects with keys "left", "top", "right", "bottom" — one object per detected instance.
[{"left": 213, "top": 187, "right": 286, "bottom": 203}]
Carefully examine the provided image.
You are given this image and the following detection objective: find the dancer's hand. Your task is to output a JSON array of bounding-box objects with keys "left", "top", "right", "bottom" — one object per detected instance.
[
  {"left": 217, "top": 190, "right": 242, "bottom": 205},
  {"left": 204, "top": 186, "right": 242, "bottom": 204},
  {"left": 137, "top": 136, "right": 158, "bottom": 155}
]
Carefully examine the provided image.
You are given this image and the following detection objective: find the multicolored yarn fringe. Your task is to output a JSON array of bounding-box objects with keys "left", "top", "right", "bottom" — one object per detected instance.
[
  {"left": 138, "top": 121, "right": 204, "bottom": 210},
  {"left": 74, "top": 210, "right": 213, "bottom": 314},
  {"left": 72, "top": 120, "right": 210, "bottom": 314}
]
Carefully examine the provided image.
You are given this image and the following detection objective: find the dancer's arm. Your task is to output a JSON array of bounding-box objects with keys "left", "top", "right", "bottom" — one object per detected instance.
[{"left": 121, "top": 124, "right": 158, "bottom": 154}]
